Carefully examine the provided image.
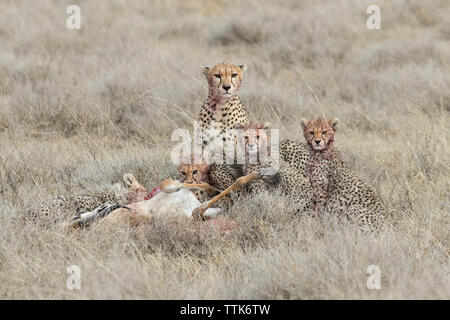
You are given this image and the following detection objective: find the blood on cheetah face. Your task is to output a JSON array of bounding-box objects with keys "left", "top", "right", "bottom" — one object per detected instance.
[
  {"left": 236, "top": 122, "right": 271, "bottom": 158},
  {"left": 301, "top": 118, "right": 339, "bottom": 151},
  {"left": 202, "top": 63, "right": 247, "bottom": 98},
  {"left": 177, "top": 157, "right": 210, "bottom": 184}
]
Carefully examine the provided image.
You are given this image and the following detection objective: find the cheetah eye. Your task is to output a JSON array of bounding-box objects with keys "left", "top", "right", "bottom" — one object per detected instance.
[
  {"left": 322, "top": 131, "right": 327, "bottom": 135},
  {"left": 180, "top": 171, "right": 186, "bottom": 176},
  {"left": 214, "top": 74, "right": 221, "bottom": 79},
  {"left": 231, "top": 73, "right": 238, "bottom": 78},
  {"left": 193, "top": 170, "right": 199, "bottom": 175},
  {"left": 309, "top": 131, "right": 314, "bottom": 135}
]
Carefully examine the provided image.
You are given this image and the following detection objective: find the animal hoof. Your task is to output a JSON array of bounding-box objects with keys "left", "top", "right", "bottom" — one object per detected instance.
[{"left": 192, "top": 205, "right": 207, "bottom": 221}]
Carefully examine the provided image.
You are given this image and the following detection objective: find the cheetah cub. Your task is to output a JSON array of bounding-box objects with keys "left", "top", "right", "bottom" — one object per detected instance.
[
  {"left": 23, "top": 174, "right": 148, "bottom": 227},
  {"left": 193, "top": 121, "right": 312, "bottom": 218},
  {"left": 301, "top": 118, "right": 386, "bottom": 229}
]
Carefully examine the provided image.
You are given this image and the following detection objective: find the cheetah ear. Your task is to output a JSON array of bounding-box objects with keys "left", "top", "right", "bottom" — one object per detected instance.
[
  {"left": 329, "top": 118, "right": 339, "bottom": 131},
  {"left": 300, "top": 118, "right": 309, "bottom": 130},
  {"left": 239, "top": 64, "right": 247, "bottom": 73},
  {"left": 123, "top": 173, "right": 137, "bottom": 187},
  {"left": 263, "top": 122, "right": 271, "bottom": 129},
  {"left": 201, "top": 66, "right": 210, "bottom": 75}
]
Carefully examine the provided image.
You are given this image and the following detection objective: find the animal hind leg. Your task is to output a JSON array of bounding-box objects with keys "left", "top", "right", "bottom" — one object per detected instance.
[
  {"left": 67, "top": 203, "right": 131, "bottom": 229},
  {"left": 159, "top": 179, "right": 219, "bottom": 195}
]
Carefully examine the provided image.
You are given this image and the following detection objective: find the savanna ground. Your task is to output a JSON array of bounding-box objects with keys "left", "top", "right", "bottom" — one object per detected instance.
[{"left": 0, "top": 0, "right": 449, "bottom": 299}]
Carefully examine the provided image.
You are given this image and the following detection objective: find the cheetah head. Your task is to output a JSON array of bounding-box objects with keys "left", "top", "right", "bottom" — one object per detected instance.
[
  {"left": 236, "top": 122, "right": 271, "bottom": 158},
  {"left": 301, "top": 118, "right": 339, "bottom": 151},
  {"left": 177, "top": 156, "right": 210, "bottom": 184},
  {"left": 202, "top": 63, "right": 247, "bottom": 98}
]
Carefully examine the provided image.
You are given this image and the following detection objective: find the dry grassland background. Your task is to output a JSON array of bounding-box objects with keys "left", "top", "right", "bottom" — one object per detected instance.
[{"left": 0, "top": 0, "right": 449, "bottom": 299}]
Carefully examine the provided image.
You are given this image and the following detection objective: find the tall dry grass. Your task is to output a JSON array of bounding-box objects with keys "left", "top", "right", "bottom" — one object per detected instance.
[{"left": 0, "top": 0, "right": 448, "bottom": 299}]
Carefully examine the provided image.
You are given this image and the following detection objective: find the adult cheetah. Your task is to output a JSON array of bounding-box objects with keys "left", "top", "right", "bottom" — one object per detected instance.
[
  {"left": 197, "top": 62, "right": 250, "bottom": 191},
  {"left": 301, "top": 117, "right": 386, "bottom": 229}
]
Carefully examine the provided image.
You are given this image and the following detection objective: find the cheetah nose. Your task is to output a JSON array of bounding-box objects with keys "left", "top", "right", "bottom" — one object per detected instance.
[
  {"left": 315, "top": 140, "right": 321, "bottom": 145},
  {"left": 222, "top": 85, "right": 231, "bottom": 91}
]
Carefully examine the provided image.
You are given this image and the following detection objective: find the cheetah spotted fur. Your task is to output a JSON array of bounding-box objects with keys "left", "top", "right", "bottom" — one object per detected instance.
[
  {"left": 197, "top": 62, "right": 250, "bottom": 191},
  {"left": 301, "top": 117, "right": 386, "bottom": 229},
  {"left": 23, "top": 174, "right": 148, "bottom": 227},
  {"left": 235, "top": 122, "right": 312, "bottom": 213}
]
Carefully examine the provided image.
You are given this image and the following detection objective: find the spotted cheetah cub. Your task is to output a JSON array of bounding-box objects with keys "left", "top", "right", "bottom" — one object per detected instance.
[
  {"left": 238, "top": 122, "right": 312, "bottom": 212},
  {"left": 177, "top": 155, "right": 219, "bottom": 203},
  {"left": 301, "top": 118, "right": 386, "bottom": 228},
  {"left": 23, "top": 174, "right": 148, "bottom": 227},
  {"left": 193, "top": 122, "right": 312, "bottom": 218}
]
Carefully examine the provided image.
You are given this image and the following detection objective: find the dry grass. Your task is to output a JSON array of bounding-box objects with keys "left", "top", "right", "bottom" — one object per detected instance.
[{"left": 0, "top": 0, "right": 449, "bottom": 299}]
